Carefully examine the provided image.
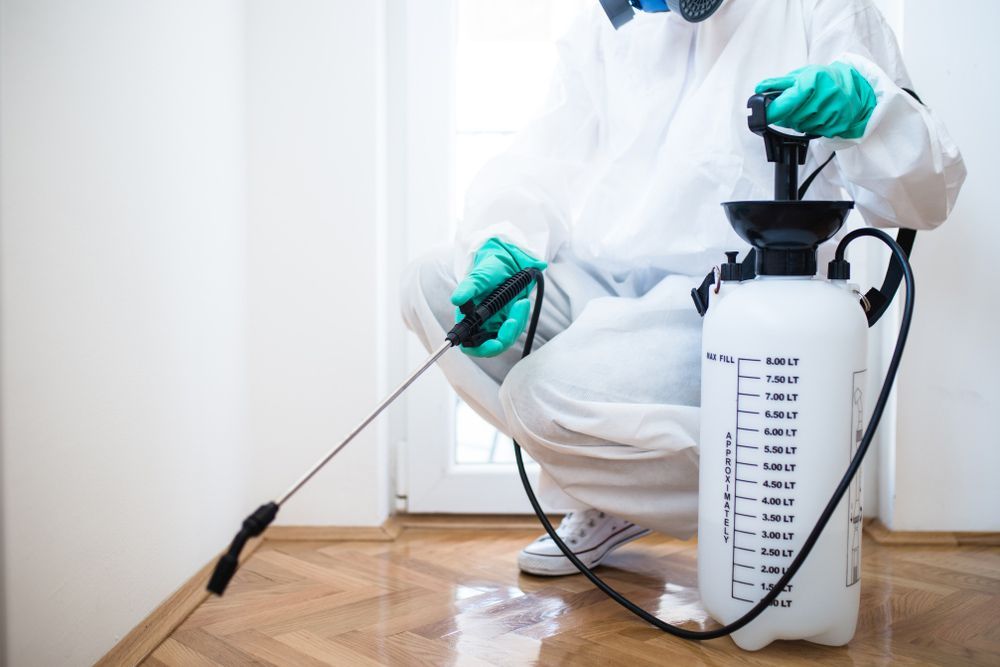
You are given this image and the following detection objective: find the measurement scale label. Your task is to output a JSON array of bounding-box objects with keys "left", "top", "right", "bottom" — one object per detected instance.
[
  {"left": 847, "top": 371, "right": 865, "bottom": 587},
  {"left": 729, "top": 356, "right": 801, "bottom": 607}
]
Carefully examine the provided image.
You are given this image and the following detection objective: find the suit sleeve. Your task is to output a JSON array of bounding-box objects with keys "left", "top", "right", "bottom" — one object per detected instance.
[{"left": 806, "top": 0, "right": 966, "bottom": 230}]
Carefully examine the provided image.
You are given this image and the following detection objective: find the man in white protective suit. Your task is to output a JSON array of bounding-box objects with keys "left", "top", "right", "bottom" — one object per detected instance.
[{"left": 401, "top": 0, "right": 965, "bottom": 576}]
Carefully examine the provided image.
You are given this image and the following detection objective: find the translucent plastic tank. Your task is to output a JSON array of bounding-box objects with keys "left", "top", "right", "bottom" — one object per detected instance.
[{"left": 698, "top": 275, "right": 868, "bottom": 650}]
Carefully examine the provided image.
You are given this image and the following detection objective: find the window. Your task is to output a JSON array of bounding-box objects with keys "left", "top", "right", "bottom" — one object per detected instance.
[
  {"left": 452, "top": 0, "right": 590, "bottom": 464},
  {"left": 401, "top": 0, "right": 590, "bottom": 511}
]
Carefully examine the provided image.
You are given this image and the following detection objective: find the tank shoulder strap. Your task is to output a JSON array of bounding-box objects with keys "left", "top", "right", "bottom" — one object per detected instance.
[{"left": 863, "top": 228, "right": 915, "bottom": 326}]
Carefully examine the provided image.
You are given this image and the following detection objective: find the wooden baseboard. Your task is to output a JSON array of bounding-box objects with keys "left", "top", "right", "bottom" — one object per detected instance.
[
  {"left": 94, "top": 535, "right": 266, "bottom": 667},
  {"left": 267, "top": 516, "right": 402, "bottom": 541},
  {"left": 395, "top": 512, "right": 559, "bottom": 531},
  {"left": 260, "top": 513, "right": 556, "bottom": 538},
  {"left": 864, "top": 518, "right": 1000, "bottom": 546}
]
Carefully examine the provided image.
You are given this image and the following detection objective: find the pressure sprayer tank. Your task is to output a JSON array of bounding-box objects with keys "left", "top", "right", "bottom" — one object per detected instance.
[{"left": 696, "top": 95, "right": 869, "bottom": 650}]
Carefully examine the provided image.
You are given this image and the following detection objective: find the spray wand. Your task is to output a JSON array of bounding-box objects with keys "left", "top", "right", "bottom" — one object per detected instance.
[{"left": 207, "top": 267, "right": 543, "bottom": 595}]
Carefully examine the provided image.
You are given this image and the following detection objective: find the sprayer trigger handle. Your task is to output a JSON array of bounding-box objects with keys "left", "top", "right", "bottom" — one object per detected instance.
[{"left": 459, "top": 299, "right": 477, "bottom": 320}]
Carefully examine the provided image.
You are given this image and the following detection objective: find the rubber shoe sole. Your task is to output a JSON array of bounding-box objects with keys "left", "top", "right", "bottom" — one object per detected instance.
[{"left": 517, "top": 524, "right": 651, "bottom": 577}]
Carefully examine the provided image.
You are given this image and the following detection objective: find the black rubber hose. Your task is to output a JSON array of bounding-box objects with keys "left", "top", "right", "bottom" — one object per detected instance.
[{"left": 513, "top": 227, "right": 914, "bottom": 639}]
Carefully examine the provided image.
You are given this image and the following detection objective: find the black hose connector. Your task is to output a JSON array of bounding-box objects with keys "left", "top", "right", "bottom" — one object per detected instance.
[
  {"left": 445, "top": 268, "right": 543, "bottom": 348},
  {"left": 827, "top": 258, "right": 851, "bottom": 281},
  {"left": 207, "top": 501, "right": 279, "bottom": 595}
]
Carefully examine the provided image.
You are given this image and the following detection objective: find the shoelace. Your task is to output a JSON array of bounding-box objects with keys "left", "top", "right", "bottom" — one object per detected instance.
[{"left": 550, "top": 510, "right": 612, "bottom": 546}]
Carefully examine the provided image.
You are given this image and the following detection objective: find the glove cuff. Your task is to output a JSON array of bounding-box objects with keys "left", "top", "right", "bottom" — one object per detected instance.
[
  {"left": 477, "top": 237, "right": 548, "bottom": 273},
  {"left": 846, "top": 63, "right": 877, "bottom": 138}
]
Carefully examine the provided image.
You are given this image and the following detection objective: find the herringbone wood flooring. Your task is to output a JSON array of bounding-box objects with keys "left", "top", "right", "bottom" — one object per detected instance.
[{"left": 146, "top": 528, "right": 1000, "bottom": 666}]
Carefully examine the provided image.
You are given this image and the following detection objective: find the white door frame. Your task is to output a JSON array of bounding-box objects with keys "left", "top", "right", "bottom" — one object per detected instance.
[{"left": 396, "top": 0, "right": 541, "bottom": 513}]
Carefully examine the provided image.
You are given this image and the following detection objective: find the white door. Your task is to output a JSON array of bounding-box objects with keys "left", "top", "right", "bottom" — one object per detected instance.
[{"left": 398, "top": 0, "right": 591, "bottom": 513}]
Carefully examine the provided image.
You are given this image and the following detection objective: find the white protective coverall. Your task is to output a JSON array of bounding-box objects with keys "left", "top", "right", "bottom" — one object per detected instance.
[{"left": 401, "top": 0, "right": 966, "bottom": 537}]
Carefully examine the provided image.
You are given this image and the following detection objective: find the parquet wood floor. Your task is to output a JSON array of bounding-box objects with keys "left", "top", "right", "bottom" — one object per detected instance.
[{"left": 146, "top": 528, "right": 1000, "bottom": 666}]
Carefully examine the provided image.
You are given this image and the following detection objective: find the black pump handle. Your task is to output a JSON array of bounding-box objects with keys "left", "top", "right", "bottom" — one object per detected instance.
[
  {"left": 747, "top": 91, "right": 819, "bottom": 146},
  {"left": 748, "top": 92, "right": 819, "bottom": 200}
]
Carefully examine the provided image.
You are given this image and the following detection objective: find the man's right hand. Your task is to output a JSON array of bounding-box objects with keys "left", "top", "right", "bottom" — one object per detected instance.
[{"left": 450, "top": 238, "right": 547, "bottom": 358}]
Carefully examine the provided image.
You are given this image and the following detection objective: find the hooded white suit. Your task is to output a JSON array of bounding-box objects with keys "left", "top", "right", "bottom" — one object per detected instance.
[{"left": 402, "top": 0, "right": 965, "bottom": 536}]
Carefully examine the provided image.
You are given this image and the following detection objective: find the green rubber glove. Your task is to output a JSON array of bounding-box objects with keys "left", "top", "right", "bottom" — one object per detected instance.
[
  {"left": 756, "top": 62, "right": 877, "bottom": 139},
  {"left": 451, "top": 237, "right": 547, "bottom": 358}
]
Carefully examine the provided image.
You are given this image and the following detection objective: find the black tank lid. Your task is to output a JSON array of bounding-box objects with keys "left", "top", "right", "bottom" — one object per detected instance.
[{"left": 722, "top": 200, "right": 854, "bottom": 276}]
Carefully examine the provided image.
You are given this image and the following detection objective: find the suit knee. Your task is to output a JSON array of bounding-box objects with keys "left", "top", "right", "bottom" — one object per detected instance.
[{"left": 499, "top": 356, "right": 560, "bottom": 452}]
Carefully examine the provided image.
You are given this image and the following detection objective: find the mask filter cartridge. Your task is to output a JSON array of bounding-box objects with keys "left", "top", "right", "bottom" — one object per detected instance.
[{"left": 599, "top": 0, "right": 724, "bottom": 28}]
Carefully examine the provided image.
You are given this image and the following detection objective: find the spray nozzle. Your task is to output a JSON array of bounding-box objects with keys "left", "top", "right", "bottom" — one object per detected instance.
[{"left": 207, "top": 501, "right": 279, "bottom": 596}]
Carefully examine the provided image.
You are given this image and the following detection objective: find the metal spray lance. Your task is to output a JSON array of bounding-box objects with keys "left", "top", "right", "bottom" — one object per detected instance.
[{"left": 206, "top": 268, "right": 543, "bottom": 595}]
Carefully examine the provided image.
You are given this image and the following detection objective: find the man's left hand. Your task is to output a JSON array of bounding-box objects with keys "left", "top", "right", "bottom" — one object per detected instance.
[{"left": 756, "top": 62, "right": 877, "bottom": 140}]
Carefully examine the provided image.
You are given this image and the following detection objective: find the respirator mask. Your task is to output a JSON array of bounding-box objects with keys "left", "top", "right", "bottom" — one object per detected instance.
[{"left": 599, "top": 0, "right": 725, "bottom": 29}]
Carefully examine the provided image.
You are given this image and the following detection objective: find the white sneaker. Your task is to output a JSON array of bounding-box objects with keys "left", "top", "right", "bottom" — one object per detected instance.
[{"left": 517, "top": 509, "right": 650, "bottom": 576}]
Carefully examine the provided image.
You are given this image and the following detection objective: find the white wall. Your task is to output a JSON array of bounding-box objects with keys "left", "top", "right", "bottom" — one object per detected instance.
[
  {"left": 0, "top": 0, "right": 392, "bottom": 664},
  {"left": 242, "top": 0, "right": 391, "bottom": 526},
  {"left": 886, "top": 0, "right": 1000, "bottom": 531},
  {"left": 0, "top": 2, "right": 248, "bottom": 664}
]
